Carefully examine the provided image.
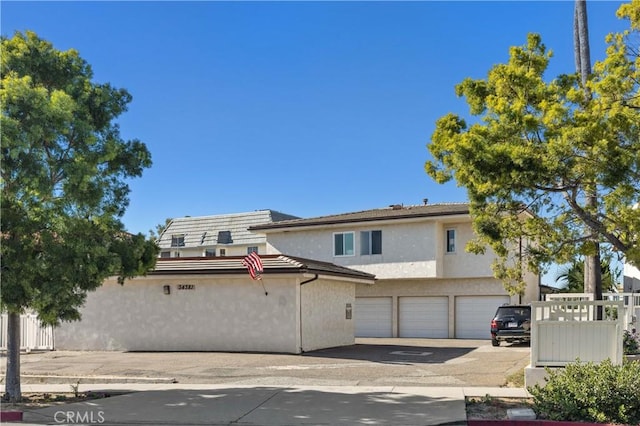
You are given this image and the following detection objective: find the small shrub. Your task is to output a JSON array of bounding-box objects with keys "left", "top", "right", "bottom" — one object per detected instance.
[
  {"left": 624, "top": 329, "right": 640, "bottom": 355},
  {"left": 528, "top": 359, "right": 640, "bottom": 425}
]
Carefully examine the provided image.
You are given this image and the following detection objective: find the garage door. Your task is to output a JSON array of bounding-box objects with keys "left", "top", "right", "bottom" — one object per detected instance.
[
  {"left": 399, "top": 296, "right": 449, "bottom": 338},
  {"left": 355, "top": 297, "right": 393, "bottom": 337},
  {"left": 455, "top": 296, "right": 510, "bottom": 339}
]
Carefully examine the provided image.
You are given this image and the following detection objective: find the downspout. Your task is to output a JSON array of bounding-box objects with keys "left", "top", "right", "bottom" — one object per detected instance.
[
  {"left": 301, "top": 274, "right": 319, "bottom": 285},
  {"left": 299, "top": 274, "right": 319, "bottom": 353}
]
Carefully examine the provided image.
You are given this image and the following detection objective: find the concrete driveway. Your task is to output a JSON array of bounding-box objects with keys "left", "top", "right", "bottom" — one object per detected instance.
[{"left": 10, "top": 338, "right": 530, "bottom": 388}]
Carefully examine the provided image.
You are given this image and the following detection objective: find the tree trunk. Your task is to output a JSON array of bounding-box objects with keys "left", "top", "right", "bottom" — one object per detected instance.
[
  {"left": 4, "top": 312, "right": 22, "bottom": 402},
  {"left": 574, "top": 0, "right": 602, "bottom": 303},
  {"left": 574, "top": 0, "right": 591, "bottom": 86}
]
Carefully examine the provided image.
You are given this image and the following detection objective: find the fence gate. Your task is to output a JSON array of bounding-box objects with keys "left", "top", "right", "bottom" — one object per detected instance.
[{"left": 0, "top": 314, "right": 54, "bottom": 351}]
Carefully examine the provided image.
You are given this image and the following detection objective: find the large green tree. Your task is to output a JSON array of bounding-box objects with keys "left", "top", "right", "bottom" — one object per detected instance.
[
  {"left": 426, "top": 1, "right": 640, "bottom": 295},
  {"left": 1, "top": 31, "right": 158, "bottom": 401}
]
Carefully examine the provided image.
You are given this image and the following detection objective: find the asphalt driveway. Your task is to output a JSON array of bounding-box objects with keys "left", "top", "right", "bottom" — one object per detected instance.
[{"left": 9, "top": 338, "right": 530, "bottom": 388}]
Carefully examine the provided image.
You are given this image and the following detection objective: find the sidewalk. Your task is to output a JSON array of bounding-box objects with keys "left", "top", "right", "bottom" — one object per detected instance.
[{"left": 5, "top": 384, "right": 531, "bottom": 426}]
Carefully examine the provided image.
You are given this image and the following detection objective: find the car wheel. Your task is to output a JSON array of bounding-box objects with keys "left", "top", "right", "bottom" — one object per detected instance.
[{"left": 491, "top": 339, "right": 500, "bottom": 347}]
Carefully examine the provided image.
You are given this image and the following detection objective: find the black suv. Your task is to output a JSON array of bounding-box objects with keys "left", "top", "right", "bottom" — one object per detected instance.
[{"left": 490, "top": 305, "right": 531, "bottom": 347}]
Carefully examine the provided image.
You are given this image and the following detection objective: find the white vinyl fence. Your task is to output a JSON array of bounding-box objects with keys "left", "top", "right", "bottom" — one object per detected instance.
[
  {"left": 530, "top": 300, "right": 624, "bottom": 367},
  {"left": 0, "top": 314, "right": 54, "bottom": 351},
  {"left": 545, "top": 292, "right": 640, "bottom": 331}
]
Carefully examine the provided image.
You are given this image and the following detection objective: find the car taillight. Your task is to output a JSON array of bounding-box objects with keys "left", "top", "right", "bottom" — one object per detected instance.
[{"left": 491, "top": 319, "right": 498, "bottom": 329}]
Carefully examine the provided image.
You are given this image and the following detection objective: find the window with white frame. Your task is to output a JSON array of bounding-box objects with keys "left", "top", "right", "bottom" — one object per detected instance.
[
  {"left": 360, "top": 230, "right": 382, "bottom": 255},
  {"left": 247, "top": 246, "right": 258, "bottom": 254},
  {"left": 220, "top": 248, "right": 226, "bottom": 257},
  {"left": 171, "top": 234, "right": 185, "bottom": 247},
  {"left": 160, "top": 251, "right": 171, "bottom": 258},
  {"left": 204, "top": 249, "right": 215, "bottom": 257},
  {"left": 334, "top": 232, "right": 354, "bottom": 256},
  {"left": 446, "top": 229, "right": 456, "bottom": 253}
]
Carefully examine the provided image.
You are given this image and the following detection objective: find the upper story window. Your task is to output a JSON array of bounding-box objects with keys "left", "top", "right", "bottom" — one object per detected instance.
[
  {"left": 160, "top": 251, "right": 171, "bottom": 258},
  {"left": 217, "top": 230, "right": 233, "bottom": 244},
  {"left": 334, "top": 232, "right": 354, "bottom": 256},
  {"left": 247, "top": 246, "right": 258, "bottom": 254},
  {"left": 446, "top": 229, "right": 456, "bottom": 253},
  {"left": 360, "top": 230, "right": 382, "bottom": 255},
  {"left": 220, "top": 248, "right": 226, "bottom": 257},
  {"left": 204, "top": 249, "right": 216, "bottom": 257},
  {"left": 171, "top": 234, "right": 185, "bottom": 247}
]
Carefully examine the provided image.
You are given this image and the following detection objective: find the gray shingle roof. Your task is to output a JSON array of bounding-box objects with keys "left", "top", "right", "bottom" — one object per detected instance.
[
  {"left": 150, "top": 254, "right": 376, "bottom": 282},
  {"left": 157, "top": 210, "right": 299, "bottom": 249},
  {"left": 249, "top": 203, "right": 470, "bottom": 231}
]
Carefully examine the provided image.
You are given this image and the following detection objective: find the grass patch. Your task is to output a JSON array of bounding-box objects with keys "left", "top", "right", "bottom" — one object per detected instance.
[{"left": 504, "top": 368, "right": 525, "bottom": 387}]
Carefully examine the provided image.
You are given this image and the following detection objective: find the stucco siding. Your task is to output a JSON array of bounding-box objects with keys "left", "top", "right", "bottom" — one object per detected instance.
[
  {"left": 55, "top": 275, "right": 300, "bottom": 353},
  {"left": 267, "top": 220, "right": 499, "bottom": 280},
  {"left": 300, "top": 279, "right": 355, "bottom": 352},
  {"left": 267, "top": 222, "right": 439, "bottom": 264},
  {"left": 442, "top": 222, "right": 496, "bottom": 278}
]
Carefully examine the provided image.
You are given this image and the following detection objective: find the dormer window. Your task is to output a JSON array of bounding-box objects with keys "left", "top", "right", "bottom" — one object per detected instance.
[
  {"left": 217, "top": 230, "right": 232, "bottom": 244},
  {"left": 171, "top": 234, "right": 185, "bottom": 247}
]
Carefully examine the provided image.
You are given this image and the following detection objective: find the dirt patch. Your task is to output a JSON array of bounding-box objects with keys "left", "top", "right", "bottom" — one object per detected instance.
[
  {"left": 1, "top": 392, "right": 116, "bottom": 410},
  {"left": 466, "top": 396, "right": 535, "bottom": 420}
]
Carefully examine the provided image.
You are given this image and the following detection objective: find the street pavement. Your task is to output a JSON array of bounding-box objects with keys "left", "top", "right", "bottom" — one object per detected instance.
[{"left": 1, "top": 339, "right": 532, "bottom": 425}]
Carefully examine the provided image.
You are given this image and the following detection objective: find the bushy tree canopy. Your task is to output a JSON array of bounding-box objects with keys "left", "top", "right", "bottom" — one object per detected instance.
[
  {"left": 426, "top": 2, "right": 640, "bottom": 292},
  {"left": 1, "top": 31, "right": 158, "bottom": 401},
  {"left": 1, "top": 31, "right": 158, "bottom": 323}
]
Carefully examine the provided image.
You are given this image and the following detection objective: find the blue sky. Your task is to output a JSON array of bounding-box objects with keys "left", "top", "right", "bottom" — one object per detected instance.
[{"left": 2, "top": 1, "right": 629, "bottom": 283}]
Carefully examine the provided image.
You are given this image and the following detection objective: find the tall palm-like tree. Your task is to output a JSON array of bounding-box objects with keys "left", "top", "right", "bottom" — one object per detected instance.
[
  {"left": 555, "top": 259, "right": 620, "bottom": 293},
  {"left": 573, "top": 0, "right": 603, "bottom": 302}
]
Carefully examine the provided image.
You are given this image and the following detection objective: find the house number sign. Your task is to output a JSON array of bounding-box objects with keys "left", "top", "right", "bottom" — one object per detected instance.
[{"left": 177, "top": 284, "right": 195, "bottom": 290}]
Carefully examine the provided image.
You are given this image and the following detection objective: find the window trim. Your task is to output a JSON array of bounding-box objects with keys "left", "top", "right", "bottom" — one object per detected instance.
[{"left": 333, "top": 231, "right": 355, "bottom": 257}]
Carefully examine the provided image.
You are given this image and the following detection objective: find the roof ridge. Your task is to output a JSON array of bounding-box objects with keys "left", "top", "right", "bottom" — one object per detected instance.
[{"left": 170, "top": 210, "right": 280, "bottom": 221}]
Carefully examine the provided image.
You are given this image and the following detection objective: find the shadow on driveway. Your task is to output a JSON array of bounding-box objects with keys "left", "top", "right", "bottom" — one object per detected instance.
[{"left": 303, "top": 343, "right": 476, "bottom": 366}]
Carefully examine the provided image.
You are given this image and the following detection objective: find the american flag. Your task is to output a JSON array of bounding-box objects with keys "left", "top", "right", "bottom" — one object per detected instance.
[{"left": 242, "top": 252, "right": 264, "bottom": 280}]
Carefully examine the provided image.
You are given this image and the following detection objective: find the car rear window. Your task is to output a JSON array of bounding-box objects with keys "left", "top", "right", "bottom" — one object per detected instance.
[{"left": 495, "top": 307, "right": 530, "bottom": 320}]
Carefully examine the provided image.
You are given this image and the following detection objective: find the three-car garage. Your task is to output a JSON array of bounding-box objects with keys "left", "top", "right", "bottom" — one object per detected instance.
[{"left": 355, "top": 292, "right": 513, "bottom": 339}]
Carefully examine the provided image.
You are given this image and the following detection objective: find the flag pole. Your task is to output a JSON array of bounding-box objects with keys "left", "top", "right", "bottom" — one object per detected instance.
[{"left": 259, "top": 277, "right": 268, "bottom": 296}]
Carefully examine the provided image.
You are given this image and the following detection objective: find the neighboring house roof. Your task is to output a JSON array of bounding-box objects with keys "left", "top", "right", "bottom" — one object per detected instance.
[
  {"left": 249, "top": 203, "right": 470, "bottom": 231},
  {"left": 150, "top": 254, "right": 376, "bottom": 283},
  {"left": 157, "top": 210, "right": 299, "bottom": 249}
]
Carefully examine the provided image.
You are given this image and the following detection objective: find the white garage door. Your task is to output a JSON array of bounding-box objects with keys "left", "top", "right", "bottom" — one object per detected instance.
[
  {"left": 455, "top": 296, "right": 510, "bottom": 339},
  {"left": 355, "top": 297, "right": 393, "bottom": 337},
  {"left": 399, "top": 296, "right": 449, "bottom": 338}
]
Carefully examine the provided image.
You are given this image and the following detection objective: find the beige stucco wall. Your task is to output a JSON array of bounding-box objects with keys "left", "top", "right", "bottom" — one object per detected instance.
[
  {"left": 300, "top": 278, "right": 355, "bottom": 352},
  {"left": 55, "top": 274, "right": 301, "bottom": 353},
  {"left": 266, "top": 219, "right": 497, "bottom": 280}
]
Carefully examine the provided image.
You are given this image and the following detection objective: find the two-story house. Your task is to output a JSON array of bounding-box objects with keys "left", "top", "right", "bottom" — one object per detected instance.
[
  {"left": 251, "top": 203, "right": 539, "bottom": 339},
  {"left": 157, "top": 209, "right": 299, "bottom": 258}
]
